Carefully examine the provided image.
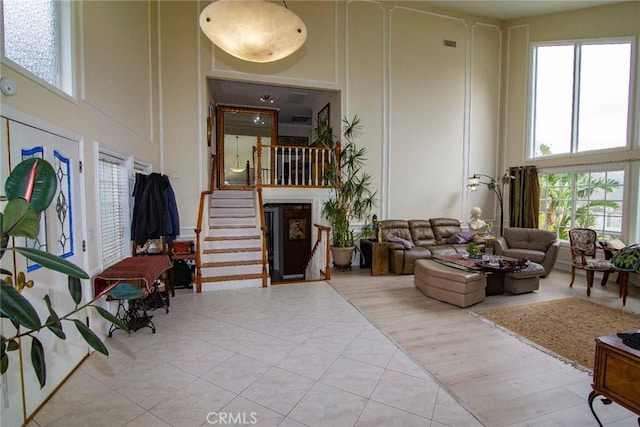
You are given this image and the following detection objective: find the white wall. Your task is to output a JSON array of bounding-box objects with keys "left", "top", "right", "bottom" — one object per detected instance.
[
  {"left": 502, "top": 2, "right": 640, "bottom": 272},
  {"left": 165, "top": 1, "right": 505, "bottom": 228}
]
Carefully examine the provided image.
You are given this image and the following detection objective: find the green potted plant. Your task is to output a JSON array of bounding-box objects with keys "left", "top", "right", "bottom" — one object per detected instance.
[
  {"left": 1, "top": 158, "right": 143, "bottom": 389},
  {"left": 320, "top": 115, "right": 377, "bottom": 269},
  {"left": 466, "top": 241, "right": 482, "bottom": 259}
]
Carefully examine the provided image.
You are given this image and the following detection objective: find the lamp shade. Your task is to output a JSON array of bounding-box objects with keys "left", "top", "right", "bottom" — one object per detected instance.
[{"left": 199, "top": 0, "right": 307, "bottom": 63}]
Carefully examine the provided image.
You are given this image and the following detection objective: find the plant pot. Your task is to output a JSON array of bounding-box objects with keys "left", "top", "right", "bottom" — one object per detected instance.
[{"left": 331, "top": 246, "right": 356, "bottom": 270}]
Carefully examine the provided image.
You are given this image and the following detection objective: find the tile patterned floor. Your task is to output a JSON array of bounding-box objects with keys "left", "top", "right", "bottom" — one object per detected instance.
[{"left": 28, "top": 269, "right": 639, "bottom": 426}]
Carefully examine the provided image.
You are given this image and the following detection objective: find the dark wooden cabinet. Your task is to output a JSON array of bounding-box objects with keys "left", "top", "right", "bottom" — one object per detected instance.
[
  {"left": 359, "top": 239, "right": 389, "bottom": 276},
  {"left": 589, "top": 334, "right": 640, "bottom": 426}
]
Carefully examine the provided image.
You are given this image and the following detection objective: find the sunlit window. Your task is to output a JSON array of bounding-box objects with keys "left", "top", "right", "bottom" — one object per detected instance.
[
  {"left": 1, "top": 0, "right": 73, "bottom": 95},
  {"left": 538, "top": 169, "right": 624, "bottom": 241},
  {"left": 530, "top": 40, "right": 632, "bottom": 157}
]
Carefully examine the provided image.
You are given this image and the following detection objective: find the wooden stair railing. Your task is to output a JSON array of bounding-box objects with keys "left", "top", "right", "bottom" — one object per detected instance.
[
  {"left": 194, "top": 154, "right": 216, "bottom": 293},
  {"left": 258, "top": 143, "right": 334, "bottom": 187},
  {"left": 304, "top": 224, "right": 332, "bottom": 281},
  {"left": 255, "top": 137, "right": 268, "bottom": 287}
]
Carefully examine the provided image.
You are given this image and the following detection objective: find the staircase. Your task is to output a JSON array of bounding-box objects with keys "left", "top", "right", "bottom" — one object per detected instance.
[{"left": 199, "top": 189, "right": 266, "bottom": 291}]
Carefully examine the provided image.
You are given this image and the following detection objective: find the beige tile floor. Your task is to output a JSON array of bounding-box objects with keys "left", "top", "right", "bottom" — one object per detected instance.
[{"left": 28, "top": 268, "right": 639, "bottom": 426}]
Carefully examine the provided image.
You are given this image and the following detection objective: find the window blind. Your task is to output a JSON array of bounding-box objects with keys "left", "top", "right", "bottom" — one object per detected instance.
[{"left": 98, "top": 154, "right": 130, "bottom": 266}]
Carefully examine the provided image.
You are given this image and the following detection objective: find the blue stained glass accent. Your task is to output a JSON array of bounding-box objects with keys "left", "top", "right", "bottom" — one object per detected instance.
[
  {"left": 54, "top": 150, "right": 73, "bottom": 259},
  {"left": 21, "top": 147, "right": 46, "bottom": 272}
]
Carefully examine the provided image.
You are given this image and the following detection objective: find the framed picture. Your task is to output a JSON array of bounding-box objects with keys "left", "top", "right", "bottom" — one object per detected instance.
[
  {"left": 279, "top": 136, "right": 309, "bottom": 146},
  {"left": 317, "top": 103, "right": 330, "bottom": 129},
  {"left": 288, "top": 218, "right": 306, "bottom": 240}
]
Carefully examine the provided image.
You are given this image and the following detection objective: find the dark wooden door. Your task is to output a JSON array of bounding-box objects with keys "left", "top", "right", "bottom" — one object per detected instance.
[{"left": 282, "top": 204, "right": 311, "bottom": 275}]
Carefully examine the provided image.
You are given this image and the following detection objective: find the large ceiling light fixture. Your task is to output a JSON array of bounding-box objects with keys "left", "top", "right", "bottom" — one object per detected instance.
[{"left": 199, "top": 0, "right": 307, "bottom": 63}]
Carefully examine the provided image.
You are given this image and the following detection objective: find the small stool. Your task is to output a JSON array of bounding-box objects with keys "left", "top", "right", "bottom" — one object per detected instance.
[
  {"left": 504, "top": 262, "right": 545, "bottom": 294},
  {"left": 414, "top": 259, "right": 486, "bottom": 308}
]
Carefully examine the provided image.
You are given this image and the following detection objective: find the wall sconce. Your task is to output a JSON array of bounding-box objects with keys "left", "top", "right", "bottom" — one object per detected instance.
[{"left": 467, "top": 172, "right": 514, "bottom": 236}]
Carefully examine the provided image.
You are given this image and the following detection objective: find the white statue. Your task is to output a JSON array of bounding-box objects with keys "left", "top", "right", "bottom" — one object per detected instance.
[{"left": 468, "top": 206, "right": 486, "bottom": 232}]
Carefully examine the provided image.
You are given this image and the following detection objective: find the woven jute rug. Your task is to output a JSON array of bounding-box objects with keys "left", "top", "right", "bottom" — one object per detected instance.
[{"left": 472, "top": 297, "right": 640, "bottom": 370}]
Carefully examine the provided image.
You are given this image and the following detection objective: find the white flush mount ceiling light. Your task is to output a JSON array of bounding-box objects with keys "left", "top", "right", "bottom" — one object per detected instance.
[{"left": 199, "top": 0, "right": 307, "bottom": 63}]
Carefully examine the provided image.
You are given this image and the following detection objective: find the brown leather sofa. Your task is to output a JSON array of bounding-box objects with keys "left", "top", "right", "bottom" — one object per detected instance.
[
  {"left": 377, "top": 218, "right": 484, "bottom": 274},
  {"left": 494, "top": 227, "right": 559, "bottom": 277}
]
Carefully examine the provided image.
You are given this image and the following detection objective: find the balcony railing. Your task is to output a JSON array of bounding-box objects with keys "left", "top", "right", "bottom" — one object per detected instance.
[{"left": 256, "top": 141, "right": 336, "bottom": 188}]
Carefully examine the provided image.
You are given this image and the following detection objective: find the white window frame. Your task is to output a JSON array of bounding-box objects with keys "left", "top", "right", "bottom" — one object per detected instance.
[
  {"left": 537, "top": 162, "right": 632, "bottom": 243},
  {"left": 527, "top": 37, "right": 635, "bottom": 160},
  {"left": 96, "top": 147, "right": 149, "bottom": 268},
  {"left": 0, "top": 0, "right": 75, "bottom": 100}
]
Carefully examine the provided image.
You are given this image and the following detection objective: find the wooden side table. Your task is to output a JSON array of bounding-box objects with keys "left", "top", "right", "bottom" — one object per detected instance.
[
  {"left": 589, "top": 333, "right": 640, "bottom": 426},
  {"left": 359, "top": 239, "right": 389, "bottom": 276}
]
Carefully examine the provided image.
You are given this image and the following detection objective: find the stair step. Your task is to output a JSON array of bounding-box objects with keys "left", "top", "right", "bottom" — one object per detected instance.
[
  {"left": 204, "top": 239, "right": 261, "bottom": 249},
  {"left": 200, "top": 275, "right": 265, "bottom": 291},
  {"left": 202, "top": 260, "right": 261, "bottom": 268},
  {"left": 212, "top": 190, "right": 253, "bottom": 199},
  {"left": 211, "top": 207, "right": 255, "bottom": 216},
  {"left": 204, "top": 246, "right": 260, "bottom": 253},
  {"left": 202, "top": 264, "right": 262, "bottom": 277},
  {"left": 205, "top": 235, "right": 260, "bottom": 241},
  {"left": 209, "top": 227, "right": 259, "bottom": 238},
  {"left": 202, "top": 251, "right": 262, "bottom": 263},
  {"left": 211, "top": 198, "right": 254, "bottom": 208},
  {"left": 210, "top": 217, "right": 256, "bottom": 227},
  {"left": 202, "top": 273, "right": 263, "bottom": 282}
]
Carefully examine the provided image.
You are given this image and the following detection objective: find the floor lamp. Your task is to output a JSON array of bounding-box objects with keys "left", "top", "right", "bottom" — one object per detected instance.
[{"left": 467, "top": 173, "right": 514, "bottom": 236}]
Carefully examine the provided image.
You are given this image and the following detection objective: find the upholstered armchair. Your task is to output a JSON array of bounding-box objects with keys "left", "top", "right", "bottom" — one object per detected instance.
[
  {"left": 494, "top": 227, "right": 559, "bottom": 277},
  {"left": 568, "top": 228, "right": 617, "bottom": 296}
]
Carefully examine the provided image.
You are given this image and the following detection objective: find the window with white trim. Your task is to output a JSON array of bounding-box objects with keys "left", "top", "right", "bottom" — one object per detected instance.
[
  {"left": 538, "top": 168, "right": 624, "bottom": 241},
  {"left": 98, "top": 153, "right": 131, "bottom": 266},
  {"left": 530, "top": 40, "right": 632, "bottom": 158},
  {"left": 1, "top": 0, "right": 73, "bottom": 95}
]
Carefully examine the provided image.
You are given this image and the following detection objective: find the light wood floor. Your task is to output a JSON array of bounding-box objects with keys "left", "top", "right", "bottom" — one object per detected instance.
[{"left": 329, "top": 268, "right": 640, "bottom": 426}]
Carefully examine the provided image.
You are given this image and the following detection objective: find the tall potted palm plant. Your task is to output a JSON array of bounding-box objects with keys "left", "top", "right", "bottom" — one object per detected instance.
[{"left": 320, "top": 115, "right": 377, "bottom": 269}]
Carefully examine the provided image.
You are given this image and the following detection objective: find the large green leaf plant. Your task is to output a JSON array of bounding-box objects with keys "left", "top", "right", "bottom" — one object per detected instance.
[
  {"left": 1, "top": 158, "right": 143, "bottom": 388},
  {"left": 321, "top": 115, "right": 377, "bottom": 248}
]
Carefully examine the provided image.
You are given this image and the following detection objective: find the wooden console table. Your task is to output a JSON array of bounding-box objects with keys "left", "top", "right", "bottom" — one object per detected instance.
[
  {"left": 359, "top": 239, "right": 389, "bottom": 276},
  {"left": 589, "top": 333, "right": 640, "bottom": 426}
]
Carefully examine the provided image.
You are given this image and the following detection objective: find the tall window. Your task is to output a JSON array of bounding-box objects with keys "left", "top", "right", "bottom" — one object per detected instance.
[
  {"left": 530, "top": 40, "right": 632, "bottom": 157},
  {"left": 538, "top": 169, "right": 624, "bottom": 241},
  {"left": 1, "top": 0, "right": 73, "bottom": 94},
  {"left": 98, "top": 153, "right": 131, "bottom": 266}
]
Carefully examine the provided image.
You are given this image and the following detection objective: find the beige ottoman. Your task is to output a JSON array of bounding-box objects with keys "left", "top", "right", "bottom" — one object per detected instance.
[
  {"left": 504, "top": 262, "right": 545, "bottom": 294},
  {"left": 414, "top": 259, "right": 486, "bottom": 308}
]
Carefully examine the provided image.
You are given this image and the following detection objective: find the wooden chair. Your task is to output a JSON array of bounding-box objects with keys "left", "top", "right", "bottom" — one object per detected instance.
[{"left": 568, "top": 228, "right": 616, "bottom": 296}]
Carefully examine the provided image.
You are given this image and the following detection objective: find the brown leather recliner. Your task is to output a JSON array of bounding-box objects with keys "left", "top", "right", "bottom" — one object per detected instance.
[{"left": 494, "top": 227, "right": 559, "bottom": 277}]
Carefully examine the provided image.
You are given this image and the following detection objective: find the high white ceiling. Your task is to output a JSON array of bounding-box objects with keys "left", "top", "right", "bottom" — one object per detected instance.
[
  {"left": 427, "top": 0, "right": 625, "bottom": 21},
  {"left": 209, "top": 1, "right": 626, "bottom": 126}
]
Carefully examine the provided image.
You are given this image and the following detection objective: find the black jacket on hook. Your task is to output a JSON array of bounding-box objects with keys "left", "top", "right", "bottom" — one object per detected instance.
[{"left": 131, "top": 173, "right": 180, "bottom": 245}]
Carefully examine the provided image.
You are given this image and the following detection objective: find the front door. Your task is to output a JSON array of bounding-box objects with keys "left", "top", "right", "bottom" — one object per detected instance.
[{"left": 1, "top": 117, "right": 86, "bottom": 425}]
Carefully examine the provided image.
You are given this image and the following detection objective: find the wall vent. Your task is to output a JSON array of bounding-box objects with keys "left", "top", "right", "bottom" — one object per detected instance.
[
  {"left": 286, "top": 92, "right": 308, "bottom": 104},
  {"left": 291, "top": 115, "right": 311, "bottom": 123},
  {"left": 443, "top": 40, "right": 457, "bottom": 48}
]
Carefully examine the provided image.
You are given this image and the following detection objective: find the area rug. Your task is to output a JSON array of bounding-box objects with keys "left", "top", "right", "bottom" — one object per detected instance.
[{"left": 472, "top": 297, "right": 640, "bottom": 370}]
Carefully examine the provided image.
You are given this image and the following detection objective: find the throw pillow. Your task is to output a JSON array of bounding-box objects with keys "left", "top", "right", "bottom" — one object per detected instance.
[
  {"left": 446, "top": 231, "right": 477, "bottom": 244},
  {"left": 387, "top": 234, "right": 414, "bottom": 249}
]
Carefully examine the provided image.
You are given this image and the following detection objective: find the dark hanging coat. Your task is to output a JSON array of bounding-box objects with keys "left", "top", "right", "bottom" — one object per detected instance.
[{"left": 131, "top": 173, "right": 179, "bottom": 245}]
